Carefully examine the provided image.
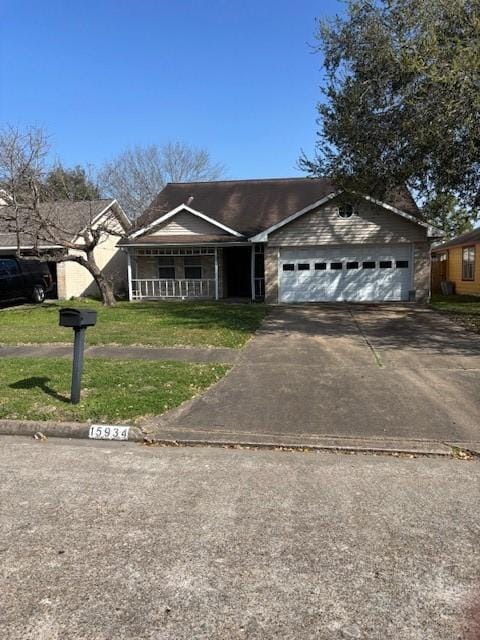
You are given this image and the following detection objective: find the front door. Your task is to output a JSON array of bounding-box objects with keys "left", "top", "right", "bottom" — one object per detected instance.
[{"left": 224, "top": 247, "right": 251, "bottom": 298}]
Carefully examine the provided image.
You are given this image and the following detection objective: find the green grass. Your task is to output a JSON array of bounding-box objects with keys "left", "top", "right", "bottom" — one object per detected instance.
[
  {"left": 0, "top": 300, "right": 268, "bottom": 348},
  {"left": 430, "top": 294, "right": 480, "bottom": 334},
  {"left": 0, "top": 357, "right": 229, "bottom": 423}
]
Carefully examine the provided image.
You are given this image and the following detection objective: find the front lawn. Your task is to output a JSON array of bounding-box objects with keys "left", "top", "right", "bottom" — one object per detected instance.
[
  {"left": 430, "top": 294, "right": 480, "bottom": 334},
  {"left": 0, "top": 357, "right": 228, "bottom": 423},
  {"left": 0, "top": 300, "right": 268, "bottom": 348}
]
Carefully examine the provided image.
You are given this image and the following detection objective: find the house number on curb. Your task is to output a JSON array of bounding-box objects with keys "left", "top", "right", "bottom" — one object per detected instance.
[{"left": 89, "top": 425, "right": 130, "bottom": 440}]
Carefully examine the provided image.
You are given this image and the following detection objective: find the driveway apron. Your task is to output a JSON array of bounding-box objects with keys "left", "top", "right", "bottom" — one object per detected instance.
[{"left": 150, "top": 305, "right": 480, "bottom": 443}]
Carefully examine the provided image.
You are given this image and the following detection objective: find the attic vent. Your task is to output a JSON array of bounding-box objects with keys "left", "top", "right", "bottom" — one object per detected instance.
[{"left": 186, "top": 195, "right": 195, "bottom": 206}]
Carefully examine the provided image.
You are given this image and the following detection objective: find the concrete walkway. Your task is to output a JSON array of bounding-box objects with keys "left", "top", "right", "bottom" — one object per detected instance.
[
  {"left": 146, "top": 304, "right": 480, "bottom": 445},
  {"left": 0, "top": 344, "right": 238, "bottom": 364}
]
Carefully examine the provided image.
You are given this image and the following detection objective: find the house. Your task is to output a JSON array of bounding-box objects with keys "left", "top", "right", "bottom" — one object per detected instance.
[
  {"left": 431, "top": 228, "right": 480, "bottom": 295},
  {"left": 119, "top": 178, "right": 442, "bottom": 304},
  {"left": 0, "top": 198, "right": 130, "bottom": 299}
]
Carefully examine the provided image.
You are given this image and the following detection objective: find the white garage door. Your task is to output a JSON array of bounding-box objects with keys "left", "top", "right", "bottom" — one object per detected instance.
[{"left": 279, "top": 245, "right": 413, "bottom": 302}]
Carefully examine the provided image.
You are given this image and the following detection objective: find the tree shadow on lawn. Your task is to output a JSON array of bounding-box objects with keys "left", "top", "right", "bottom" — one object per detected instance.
[{"left": 10, "top": 377, "right": 70, "bottom": 403}]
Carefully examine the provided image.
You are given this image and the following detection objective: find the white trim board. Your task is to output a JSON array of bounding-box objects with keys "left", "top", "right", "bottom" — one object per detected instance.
[{"left": 130, "top": 203, "right": 243, "bottom": 239}]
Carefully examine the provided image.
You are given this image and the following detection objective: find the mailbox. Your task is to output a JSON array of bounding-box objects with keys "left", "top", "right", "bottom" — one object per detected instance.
[
  {"left": 59, "top": 308, "right": 97, "bottom": 404},
  {"left": 59, "top": 308, "right": 97, "bottom": 329}
]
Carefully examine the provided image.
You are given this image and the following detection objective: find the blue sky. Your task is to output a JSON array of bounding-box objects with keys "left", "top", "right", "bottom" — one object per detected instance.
[{"left": 1, "top": 0, "right": 343, "bottom": 179}]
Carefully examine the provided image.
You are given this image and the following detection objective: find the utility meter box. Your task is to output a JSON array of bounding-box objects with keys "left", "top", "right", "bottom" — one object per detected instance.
[{"left": 59, "top": 308, "right": 97, "bottom": 329}]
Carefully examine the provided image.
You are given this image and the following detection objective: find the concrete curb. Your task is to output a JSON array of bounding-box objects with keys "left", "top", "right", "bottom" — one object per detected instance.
[
  {"left": 1, "top": 418, "right": 479, "bottom": 458},
  {"left": 0, "top": 419, "right": 145, "bottom": 442}
]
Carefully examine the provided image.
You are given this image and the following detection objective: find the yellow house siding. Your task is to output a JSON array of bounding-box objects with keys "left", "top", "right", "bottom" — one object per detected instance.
[
  {"left": 60, "top": 214, "right": 128, "bottom": 299},
  {"left": 447, "top": 243, "right": 480, "bottom": 295}
]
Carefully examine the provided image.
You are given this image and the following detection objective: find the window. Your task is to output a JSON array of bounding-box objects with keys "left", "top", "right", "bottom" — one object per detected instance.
[
  {"left": 396, "top": 260, "right": 409, "bottom": 269},
  {"left": 184, "top": 255, "right": 202, "bottom": 280},
  {"left": 315, "top": 262, "right": 327, "bottom": 270},
  {"left": 379, "top": 261, "right": 392, "bottom": 269},
  {"left": 158, "top": 256, "right": 175, "bottom": 280},
  {"left": 362, "top": 261, "right": 376, "bottom": 269},
  {"left": 462, "top": 246, "right": 475, "bottom": 281},
  {"left": 282, "top": 263, "right": 294, "bottom": 271},
  {"left": 338, "top": 204, "right": 354, "bottom": 219},
  {"left": 0, "top": 258, "right": 19, "bottom": 276},
  {"left": 298, "top": 263, "right": 310, "bottom": 271},
  {"left": 330, "top": 262, "right": 343, "bottom": 270},
  {"left": 346, "top": 261, "right": 359, "bottom": 270}
]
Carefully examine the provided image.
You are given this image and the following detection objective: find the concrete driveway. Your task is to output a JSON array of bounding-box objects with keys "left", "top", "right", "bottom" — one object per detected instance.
[{"left": 149, "top": 305, "right": 480, "bottom": 446}]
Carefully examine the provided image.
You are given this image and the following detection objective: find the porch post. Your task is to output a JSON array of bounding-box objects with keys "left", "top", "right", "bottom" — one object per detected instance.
[
  {"left": 127, "top": 250, "right": 133, "bottom": 301},
  {"left": 250, "top": 244, "right": 255, "bottom": 301},
  {"left": 214, "top": 247, "right": 219, "bottom": 300}
]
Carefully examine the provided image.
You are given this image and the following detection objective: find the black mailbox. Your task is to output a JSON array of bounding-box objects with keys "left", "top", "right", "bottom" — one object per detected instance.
[
  {"left": 59, "top": 308, "right": 97, "bottom": 329},
  {"left": 59, "top": 308, "right": 98, "bottom": 404}
]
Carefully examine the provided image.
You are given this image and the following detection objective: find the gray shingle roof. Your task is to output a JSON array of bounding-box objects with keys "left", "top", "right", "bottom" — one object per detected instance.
[
  {"left": 432, "top": 227, "right": 480, "bottom": 251},
  {"left": 130, "top": 177, "right": 422, "bottom": 239},
  {"left": 0, "top": 199, "right": 120, "bottom": 249}
]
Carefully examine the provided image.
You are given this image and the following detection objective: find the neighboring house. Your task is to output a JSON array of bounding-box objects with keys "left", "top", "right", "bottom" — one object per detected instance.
[
  {"left": 0, "top": 190, "right": 12, "bottom": 206},
  {"left": 431, "top": 228, "right": 480, "bottom": 295},
  {"left": 0, "top": 199, "right": 130, "bottom": 299},
  {"left": 119, "top": 178, "right": 442, "bottom": 304}
]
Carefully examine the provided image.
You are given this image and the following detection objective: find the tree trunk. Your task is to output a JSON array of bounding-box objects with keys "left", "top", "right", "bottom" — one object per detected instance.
[{"left": 85, "top": 251, "right": 116, "bottom": 307}]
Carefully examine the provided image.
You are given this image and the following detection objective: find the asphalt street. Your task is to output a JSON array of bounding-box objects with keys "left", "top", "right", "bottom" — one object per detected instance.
[{"left": 0, "top": 437, "right": 479, "bottom": 639}]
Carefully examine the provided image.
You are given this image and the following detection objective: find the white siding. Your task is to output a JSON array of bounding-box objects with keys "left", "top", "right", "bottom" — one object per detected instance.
[
  {"left": 151, "top": 211, "right": 228, "bottom": 236},
  {"left": 269, "top": 199, "right": 426, "bottom": 246}
]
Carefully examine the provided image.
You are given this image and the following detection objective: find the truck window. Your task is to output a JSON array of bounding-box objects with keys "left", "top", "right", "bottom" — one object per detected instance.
[{"left": 0, "top": 258, "right": 20, "bottom": 276}]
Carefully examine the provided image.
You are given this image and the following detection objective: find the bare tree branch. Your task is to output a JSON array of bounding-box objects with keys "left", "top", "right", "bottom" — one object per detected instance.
[
  {"left": 0, "top": 125, "right": 124, "bottom": 306},
  {"left": 98, "top": 142, "right": 226, "bottom": 219}
]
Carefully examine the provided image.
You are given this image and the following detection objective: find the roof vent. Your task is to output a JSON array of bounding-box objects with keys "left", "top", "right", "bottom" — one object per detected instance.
[{"left": 186, "top": 195, "right": 194, "bottom": 206}]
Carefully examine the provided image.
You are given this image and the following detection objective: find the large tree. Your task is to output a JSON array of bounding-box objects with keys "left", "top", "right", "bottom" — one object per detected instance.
[
  {"left": 0, "top": 125, "right": 121, "bottom": 306},
  {"left": 98, "top": 142, "right": 225, "bottom": 219},
  {"left": 43, "top": 165, "right": 100, "bottom": 201},
  {"left": 301, "top": 0, "right": 480, "bottom": 233}
]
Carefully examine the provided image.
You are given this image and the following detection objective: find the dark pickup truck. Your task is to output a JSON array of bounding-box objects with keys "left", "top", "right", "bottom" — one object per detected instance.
[{"left": 0, "top": 255, "right": 53, "bottom": 304}]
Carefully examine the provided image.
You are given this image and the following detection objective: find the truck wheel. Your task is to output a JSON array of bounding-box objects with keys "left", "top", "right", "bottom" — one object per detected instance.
[{"left": 32, "top": 285, "right": 46, "bottom": 303}]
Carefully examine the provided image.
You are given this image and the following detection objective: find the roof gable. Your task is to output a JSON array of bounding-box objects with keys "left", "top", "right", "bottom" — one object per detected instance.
[{"left": 130, "top": 203, "right": 243, "bottom": 239}]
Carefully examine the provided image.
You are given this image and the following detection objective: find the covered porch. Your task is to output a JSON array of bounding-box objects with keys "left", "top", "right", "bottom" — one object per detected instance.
[{"left": 126, "top": 244, "right": 264, "bottom": 301}]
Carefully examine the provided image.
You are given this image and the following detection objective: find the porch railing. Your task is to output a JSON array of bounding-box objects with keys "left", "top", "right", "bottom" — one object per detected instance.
[{"left": 132, "top": 279, "right": 215, "bottom": 300}]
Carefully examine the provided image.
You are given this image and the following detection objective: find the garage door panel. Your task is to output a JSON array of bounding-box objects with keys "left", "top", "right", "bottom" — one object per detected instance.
[{"left": 279, "top": 245, "right": 412, "bottom": 302}]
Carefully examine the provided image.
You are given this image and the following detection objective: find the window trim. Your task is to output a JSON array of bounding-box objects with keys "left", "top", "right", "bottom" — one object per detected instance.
[
  {"left": 462, "top": 245, "right": 475, "bottom": 281},
  {"left": 338, "top": 203, "right": 354, "bottom": 219}
]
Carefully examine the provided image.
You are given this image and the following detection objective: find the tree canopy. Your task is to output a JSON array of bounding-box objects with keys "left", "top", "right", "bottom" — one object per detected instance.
[
  {"left": 43, "top": 165, "right": 100, "bottom": 201},
  {"left": 301, "top": 0, "right": 480, "bottom": 233}
]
